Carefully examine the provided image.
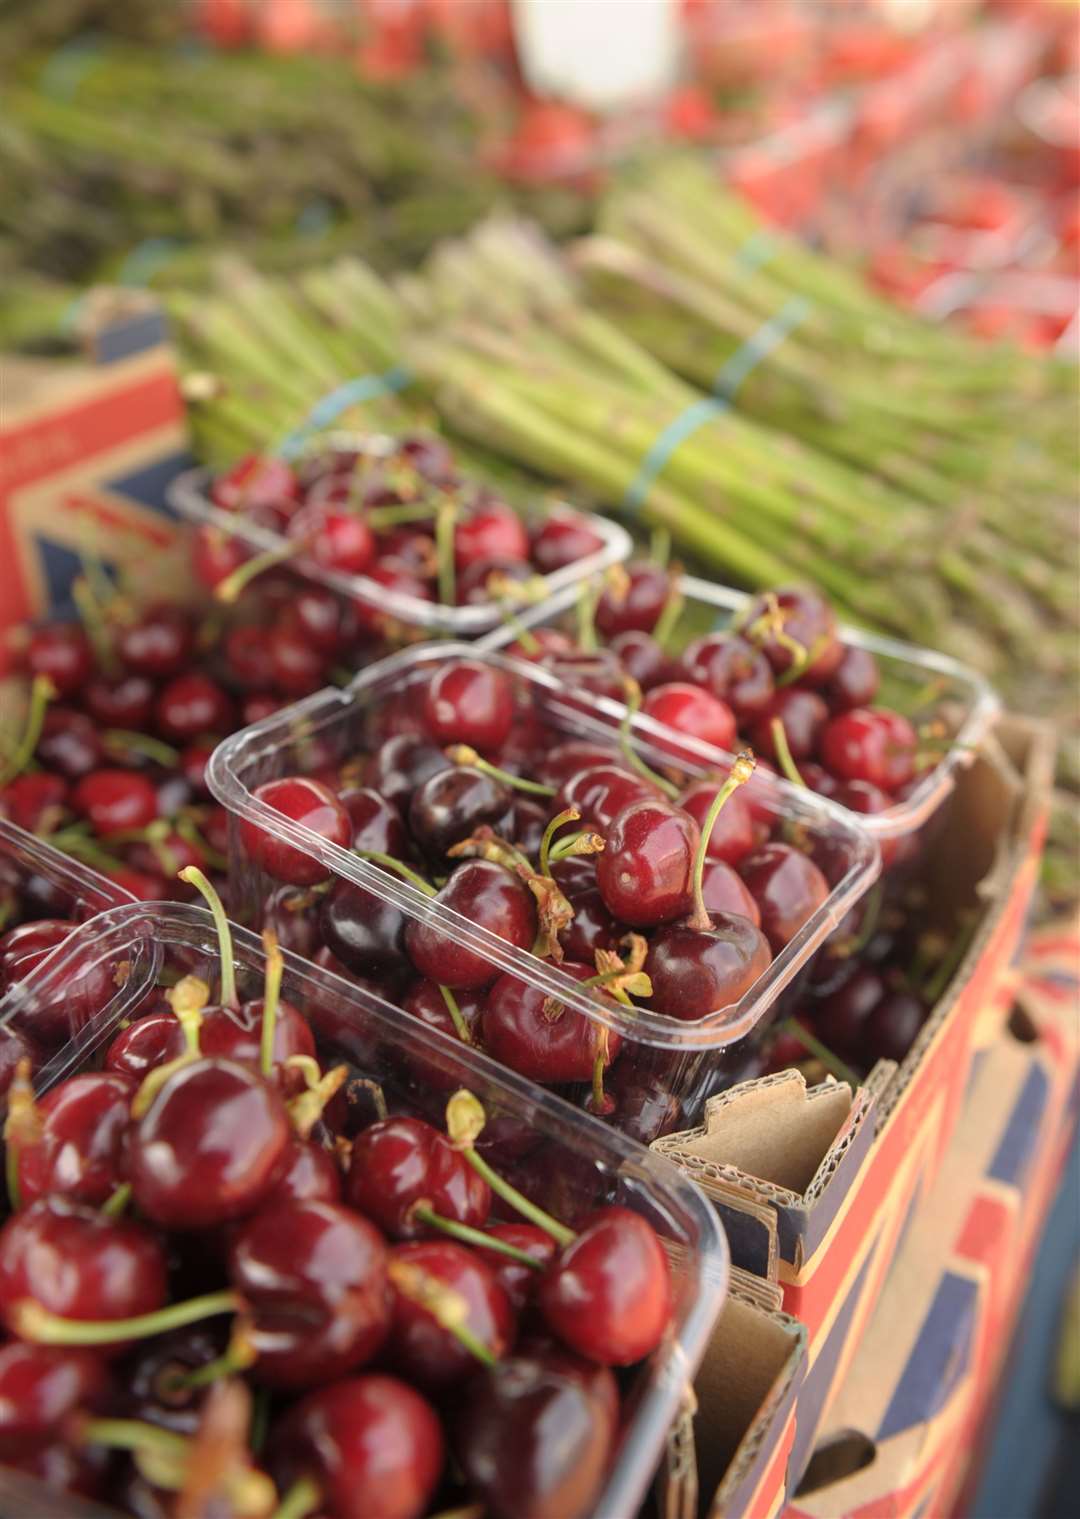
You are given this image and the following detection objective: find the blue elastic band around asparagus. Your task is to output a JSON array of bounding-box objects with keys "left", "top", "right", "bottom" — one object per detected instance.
[
  {"left": 275, "top": 367, "right": 414, "bottom": 458},
  {"left": 733, "top": 229, "right": 777, "bottom": 275},
  {"left": 622, "top": 294, "right": 812, "bottom": 513}
]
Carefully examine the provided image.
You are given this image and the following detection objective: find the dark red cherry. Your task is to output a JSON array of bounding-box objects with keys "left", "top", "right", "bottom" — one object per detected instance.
[
  {"left": 17, "top": 1072, "right": 133, "bottom": 1208},
  {"left": 378, "top": 526, "right": 436, "bottom": 573},
  {"left": 409, "top": 767, "right": 513, "bottom": 859},
  {"left": 595, "top": 562, "right": 671, "bottom": 636},
  {"left": 799, "top": 761, "right": 843, "bottom": 799},
  {"left": 268, "top": 616, "right": 327, "bottom": 697},
  {"left": 121, "top": 1322, "right": 226, "bottom": 1437},
  {"left": 366, "top": 734, "right": 452, "bottom": 811},
  {"left": 860, "top": 988, "right": 927, "bottom": 1064},
  {"left": 820, "top": 707, "right": 917, "bottom": 790},
  {"left": 534, "top": 740, "right": 619, "bottom": 790},
  {"left": 511, "top": 796, "right": 548, "bottom": 856},
  {"left": 605, "top": 1057, "right": 683, "bottom": 1144},
  {"left": 738, "top": 843, "right": 830, "bottom": 953},
  {"left": 700, "top": 861, "right": 762, "bottom": 924},
  {"left": 320, "top": 878, "right": 411, "bottom": 981},
  {"left": 557, "top": 888, "right": 620, "bottom": 963},
  {"left": 346, "top": 1116, "right": 490, "bottom": 1239},
  {"left": 529, "top": 512, "right": 605, "bottom": 574},
  {"left": 241, "top": 776, "right": 352, "bottom": 886},
  {"left": 455, "top": 500, "right": 530, "bottom": 569},
  {"left": 230, "top": 1199, "right": 390, "bottom": 1388},
  {"left": 595, "top": 800, "right": 698, "bottom": 927},
  {"left": 82, "top": 671, "right": 155, "bottom": 730},
  {"left": 154, "top": 673, "right": 234, "bottom": 743},
  {"left": 481, "top": 966, "right": 623, "bottom": 1084},
  {"left": 0, "top": 1341, "right": 108, "bottom": 1445},
  {"left": 198, "top": 995, "right": 316, "bottom": 1078},
  {"left": 0, "top": 1199, "right": 167, "bottom": 1349},
  {"left": 609, "top": 630, "right": 674, "bottom": 690},
  {"left": 212, "top": 454, "right": 298, "bottom": 514},
  {"left": 423, "top": 660, "right": 514, "bottom": 753},
  {"left": 116, "top": 606, "right": 194, "bottom": 679},
  {"left": 104, "top": 1013, "right": 181, "bottom": 1080},
  {"left": 262, "top": 1137, "right": 341, "bottom": 1209},
  {"left": 193, "top": 524, "right": 249, "bottom": 591},
  {"left": 353, "top": 563, "right": 434, "bottom": 636},
  {"left": 386, "top": 1239, "right": 514, "bottom": 1390},
  {"left": 405, "top": 860, "right": 536, "bottom": 989},
  {"left": 288, "top": 504, "right": 376, "bottom": 575},
  {"left": 646, "top": 911, "right": 772, "bottom": 1019},
  {"left": 224, "top": 624, "right": 276, "bottom": 689},
  {"left": 546, "top": 649, "right": 626, "bottom": 705},
  {"left": 740, "top": 586, "right": 843, "bottom": 684},
  {"left": 0, "top": 918, "right": 72, "bottom": 994},
  {"left": 678, "top": 780, "right": 755, "bottom": 864},
  {"left": 679, "top": 632, "right": 775, "bottom": 721},
  {"left": 71, "top": 767, "right": 158, "bottom": 835},
  {"left": 540, "top": 1205, "right": 672, "bottom": 1364},
  {"left": 501, "top": 625, "right": 576, "bottom": 662},
  {"left": 400, "top": 433, "right": 457, "bottom": 484},
  {"left": 1, "top": 771, "right": 69, "bottom": 832},
  {"left": 269, "top": 1374, "right": 444, "bottom": 1519},
  {"left": 36, "top": 707, "right": 103, "bottom": 779},
  {"left": 825, "top": 644, "right": 880, "bottom": 711},
  {"left": 474, "top": 1225, "right": 558, "bottom": 1314},
  {"left": 558, "top": 763, "right": 659, "bottom": 832},
  {"left": 752, "top": 688, "right": 829, "bottom": 763},
  {"left": 26, "top": 622, "right": 93, "bottom": 698},
  {"left": 293, "top": 586, "right": 360, "bottom": 654},
  {"left": 5, "top": 1436, "right": 110, "bottom": 1500},
  {"left": 815, "top": 966, "right": 886, "bottom": 1055},
  {"left": 400, "top": 979, "right": 485, "bottom": 1085},
  {"left": 128, "top": 1058, "right": 290, "bottom": 1230},
  {"left": 337, "top": 785, "right": 407, "bottom": 858},
  {"left": 242, "top": 692, "right": 282, "bottom": 725},
  {"left": 641, "top": 681, "right": 737, "bottom": 758},
  {"left": 456, "top": 556, "right": 537, "bottom": 607}
]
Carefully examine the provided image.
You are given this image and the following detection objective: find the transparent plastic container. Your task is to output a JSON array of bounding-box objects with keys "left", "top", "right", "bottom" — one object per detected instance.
[
  {"left": 208, "top": 645, "right": 878, "bottom": 1138},
  {"left": 0, "top": 899, "right": 730, "bottom": 1519},
  {"left": 167, "top": 434, "right": 632, "bottom": 637},
  {"left": 479, "top": 574, "right": 1001, "bottom": 844}
]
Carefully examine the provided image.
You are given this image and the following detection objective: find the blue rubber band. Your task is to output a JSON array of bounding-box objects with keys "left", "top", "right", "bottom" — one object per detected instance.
[
  {"left": 116, "top": 237, "right": 184, "bottom": 288},
  {"left": 622, "top": 396, "right": 728, "bottom": 514},
  {"left": 733, "top": 229, "right": 777, "bottom": 275},
  {"left": 275, "top": 367, "right": 414, "bottom": 459},
  {"left": 713, "top": 295, "right": 812, "bottom": 400}
]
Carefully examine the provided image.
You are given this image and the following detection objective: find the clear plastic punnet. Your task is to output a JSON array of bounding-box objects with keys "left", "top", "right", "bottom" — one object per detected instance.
[
  {"left": 208, "top": 645, "right": 878, "bottom": 1139},
  {"left": 479, "top": 574, "right": 1001, "bottom": 844},
  {"left": 0, "top": 900, "right": 730, "bottom": 1519},
  {"left": 167, "top": 434, "right": 633, "bottom": 636}
]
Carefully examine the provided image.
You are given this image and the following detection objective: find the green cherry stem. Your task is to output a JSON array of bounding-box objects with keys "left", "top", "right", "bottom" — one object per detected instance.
[
  {"left": 100, "top": 1181, "right": 133, "bottom": 1218},
  {"left": 445, "top": 1091, "right": 575, "bottom": 1248},
  {"left": 498, "top": 607, "right": 541, "bottom": 654},
  {"left": 259, "top": 930, "right": 284, "bottom": 1078},
  {"left": 770, "top": 718, "right": 805, "bottom": 788},
  {"left": 687, "top": 752, "right": 757, "bottom": 933},
  {"left": 178, "top": 867, "right": 238, "bottom": 1008},
  {"left": 575, "top": 579, "right": 600, "bottom": 654},
  {"left": 779, "top": 1018, "right": 861, "bottom": 1090},
  {"left": 354, "top": 851, "right": 437, "bottom": 896},
  {"left": 538, "top": 807, "right": 580, "bottom": 878},
  {"left": 3, "top": 1059, "right": 38, "bottom": 1212},
  {"left": 618, "top": 678, "right": 679, "bottom": 800},
  {"left": 103, "top": 729, "right": 180, "bottom": 768},
  {"left": 444, "top": 745, "right": 556, "bottom": 797},
  {"left": 0, "top": 674, "right": 56, "bottom": 787},
  {"left": 439, "top": 984, "right": 473, "bottom": 1044},
  {"left": 651, "top": 581, "right": 685, "bottom": 651},
  {"left": 13, "top": 1290, "right": 241, "bottom": 1347},
  {"left": 271, "top": 1477, "right": 322, "bottom": 1519},
  {"left": 435, "top": 499, "right": 457, "bottom": 608},
  {"left": 215, "top": 541, "right": 300, "bottom": 604},
  {"left": 410, "top": 1205, "right": 545, "bottom": 1269},
  {"left": 78, "top": 1418, "right": 188, "bottom": 1463},
  {"left": 387, "top": 1260, "right": 497, "bottom": 1368}
]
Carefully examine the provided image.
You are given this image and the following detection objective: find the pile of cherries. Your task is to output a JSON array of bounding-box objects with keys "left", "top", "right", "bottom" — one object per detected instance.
[
  {"left": 198, "top": 434, "right": 607, "bottom": 620},
  {"left": 0, "top": 882, "right": 676, "bottom": 1519},
  {"left": 235, "top": 653, "right": 836, "bottom": 1135}
]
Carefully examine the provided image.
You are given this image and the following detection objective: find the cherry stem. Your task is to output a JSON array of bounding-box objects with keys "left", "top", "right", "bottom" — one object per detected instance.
[
  {"left": 547, "top": 829, "right": 605, "bottom": 865},
  {"left": 435, "top": 499, "right": 457, "bottom": 607},
  {"left": 162, "top": 1323, "right": 258, "bottom": 1394},
  {"left": 103, "top": 729, "right": 180, "bottom": 768},
  {"left": 259, "top": 930, "right": 284, "bottom": 1078},
  {"left": 365, "top": 501, "right": 435, "bottom": 529},
  {"left": 499, "top": 607, "right": 541, "bottom": 654},
  {"left": 446, "top": 1091, "right": 575, "bottom": 1248},
  {"left": 439, "top": 984, "right": 473, "bottom": 1044},
  {"left": 215, "top": 541, "right": 299, "bottom": 604},
  {"left": 575, "top": 580, "right": 600, "bottom": 653},
  {"left": 650, "top": 527, "right": 671, "bottom": 568},
  {"left": 618, "top": 678, "right": 679, "bottom": 799},
  {"left": 444, "top": 745, "right": 555, "bottom": 797},
  {"left": 774, "top": 631, "right": 831, "bottom": 689},
  {"left": 689, "top": 753, "right": 757, "bottom": 933},
  {"left": 71, "top": 575, "right": 120, "bottom": 677},
  {"left": 590, "top": 1029, "right": 610, "bottom": 1113},
  {"left": 388, "top": 1260, "right": 496, "bottom": 1368},
  {"left": 354, "top": 850, "right": 437, "bottom": 897},
  {"left": 14, "top": 1289, "right": 241, "bottom": 1347},
  {"left": 3, "top": 1058, "right": 39, "bottom": 1211},
  {"left": 651, "top": 581, "right": 685, "bottom": 651},
  {"left": 346, "top": 1076, "right": 389, "bottom": 1123},
  {"left": 410, "top": 1205, "right": 545, "bottom": 1269},
  {"left": 769, "top": 718, "right": 805, "bottom": 788},
  {"left": 271, "top": 1477, "right": 322, "bottom": 1519},
  {"left": 287, "top": 1062, "right": 348, "bottom": 1139},
  {"left": 179, "top": 867, "right": 238, "bottom": 1008},
  {"left": 539, "top": 807, "right": 580, "bottom": 877},
  {"left": 174, "top": 813, "right": 229, "bottom": 872},
  {"left": 744, "top": 592, "right": 807, "bottom": 672},
  {"left": 101, "top": 1181, "right": 133, "bottom": 1218},
  {"left": 167, "top": 976, "right": 208, "bottom": 1054},
  {"left": 779, "top": 1018, "right": 861, "bottom": 1089},
  {"left": 0, "top": 674, "right": 56, "bottom": 787},
  {"left": 79, "top": 1417, "right": 189, "bottom": 1462}
]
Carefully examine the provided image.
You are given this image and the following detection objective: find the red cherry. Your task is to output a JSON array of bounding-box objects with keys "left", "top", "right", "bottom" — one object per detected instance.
[
  {"left": 17, "top": 1072, "right": 133, "bottom": 1208},
  {"left": 400, "top": 980, "right": 485, "bottom": 1087},
  {"left": 353, "top": 563, "right": 434, "bottom": 636},
  {"left": 752, "top": 688, "right": 829, "bottom": 763},
  {"left": 241, "top": 693, "right": 282, "bottom": 725},
  {"left": 36, "top": 707, "right": 103, "bottom": 779},
  {"left": 367, "top": 734, "right": 451, "bottom": 811},
  {"left": 608, "top": 629, "right": 674, "bottom": 690},
  {"left": 595, "top": 800, "right": 698, "bottom": 927},
  {"left": 224, "top": 623, "right": 276, "bottom": 689},
  {"left": 679, "top": 632, "right": 775, "bottom": 721},
  {"left": 825, "top": 644, "right": 880, "bottom": 711},
  {"left": 241, "top": 775, "right": 353, "bottom": 886},
  {"left": 261, "top": 1136, "right": 342, "bottom": 1208},
  {"left": 595, "top": 562, "right": 671, "bottom": 636},
  {"left": 1, "top": 771, "right": 69, "bottom": 832},
  {"left": 455, "top": 500, "right": 530, "bottom": 569},
  {"left": 212, "top": 454, "right": 298, "bottom": 514},
  {"left": 0, "top": 1341, "right": 108, "bottom": 1444},
  {"left": 815, "top": 965, "right": 886, "bottom": 1055},
  {"left": 482, "top": 967, "right": 623, "bottom": 1084},
  {"left": 83, "top": 672, "right": 155, "bottom": 730},
  {"left": 320, "top": 878, "right": 411, "bottom": 982},
  {"left": 288, "top": 505, "right": 376, "bottom": 575},
  {"left": 266, "top": 617, "right": 327, "bottom": 697},
  {"left": 154, "top": 673, "right": 234, "bottom": 743},
  {"left": 405, "top": 860, "right": 536, "bottom": 989},
  {"left": 860, "top": 988, "right": 927, "bottom": 1064},
  {"left": 104, "top": 1012, "right": 178, "bottom": 1080},
  {"left": 678, "top": 780, "right": 755, "bottom": 864},
  {"left": 386, "top": 1239, "right": 514, "bottom": 1390},
  {"left": 740, "top": 587, "right": 843, "bottom": 684},
  {"left": 558, "top": 763, "right": 659, "bottom": 832},
  {"left": 193, "top": 524, "right": 249, "bottom": 591},
  {"left": 474, "top": 1225, "right": 558, "bottom": 1313},
  {"left": 738, "top": 843, "right": 830, "bottom": 952},
  {"left": 116, "top": 605, "right": 194, "bottom": 679},
  {"left": 641, "top": 682, "right": 737, "bottom": 757},
  {"left": 530, "top": 513, "right": 605, "bottom": 574},
  {"left": 71, "top": 768, "right": 158, "bottom": 836},
  {"left": 423, "top": 660, "right": 515, "bottom": 753},
  {"left": 539, "top": 1205, "right": 671, "bottom": 1364},
  {"left": 346, "top": 1116, "right": 490, "bottom": 1239},
  {"left": 534, "top": 740, "right": 619, "bottom": 790},
  {"left": 26, "top": 623, "right": 93, "bottom": 698},
  {"left": 408, "top": 766, "right": 513, "bottom": 860},
  {"left": 820, "top": 706, "right": 917, "bottom": 791},
  {"left": 198, "top": 995, "right": 316, "bottom": 1078},
  {"left": 646, "top": 910, "right": 771, "bottom": 1019},
  {"left": 293, "top": 586, "right": 361, "bottom": 654},
  {"left": 557, "top": 886, "right": 619, "bottom": 963},
  {"left": 700, "top": 860, "right": 762, "bottom": 924},
  {"left": 269, "top": 1375, "right": 444, "bottom": 1519}
]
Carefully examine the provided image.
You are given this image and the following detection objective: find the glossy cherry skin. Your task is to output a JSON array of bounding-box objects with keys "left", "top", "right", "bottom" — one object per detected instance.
[
  {"left": 289, "top": 505, "right": 376, "bottom": 575},
  {"left": 268, "top": 617, "right": 327, "bottom": 697},
  {"left": 860, "top": 988, "right": 927, "bottom": 1064},
  {"left": 596, "top": 799, "right": 698, "bottom": 927},
  {"left": 740, "top": 586, "right": 842, "bottom": 684},
  {"left": 354, "top": 563, "right": 434, "bottom": 635},
  {"left": 241, "top": 776, "right": 353, "bottom": 886},
  {"left": 456, "top": 556, "right": 536, "bottom": 607},
  {"left": 154, "top": 673, "right": 234, "bottom": 744},
  {"left": 558, "top": 887, "right": 620, "bottom": 963},
  {"left": 700, "top": 861, "right": 763, "bottom": 925},
  {"left": 386, "top": 1239, "right": 514, "bottom": 1390},
  {"left": 128, "top": 1058, "right": 290, "bottom": 1230},
  {"left": 26, "top": 622, "right": 93, "bottom": 698},
  {"left": 1, "top": 771, "right": 69, "bottom": 832},
  {"left": 121, "top": 1323, "right": 226, "bottom": 1437},
  {"left": 104, "top": 1012, "right": 177, "bottom": 1080},
  {"left": 530, "top": 513, "right": 605, "bottom": 574},
  {"left": 679, "top": 632, "right": 774, "bottom": 721},
  {"left": 596, "top": 561, "right": 670, "bottom": 636},
  {"left": 71, "top": 768, "right": 158, "bottom": 836},
  {"left": 646, "top": 912, "right": 772, "bottom": 1020},
  {"left": 338, "top": 784, "right": 407, "bottom": 857},
  {"left": 261, "top": 1136, "right": 342, "bottom": 1208},
  {"left": 609, "top": 630, "right": 674, "bottom": 690},
  {"left": 36, "top": 707, "right": 103, "bottom": 779},
  {"left": 474, "top": 1225, "right": 558, "bottom": 1314},
  {"left": 545, "top": 648, "right": 626, "bottom": 706},
  {"left": 814, "top": 966, "right": 886, "bottom": 1055},
  {"left": 534, "top": 739, "right": 619, "bottom": 790},
  {"left": 405, "top": 860, "right": 536, "bottom": 989},
  {"left": 270, "top": 1374, "right": 444, "bottom": 1519},
  {"left": 482, "top": 968, "right": 623, "bottom": 1084},
  {"left": 346, "top": 1116, "right": 490, "bottom": 1239},
  {"left": 558, "top": 763, "right": 658, "bottom": 833},
  {"left": 0, "top": 918, "right": 72, "bottom": 993},
  {"left": 320, "top": 877, "right": 411, "bottom": 981},
  {"left": 738, "top": 843, "right": 830, "bottom": 953},
  {"left": 409, "top": 766, "right": 513, "bottom": 859},
  {"left": 230, "top": 1199, "right": 391, "bottom": 1388},
  {"left": 400, "top": 980, "right": 485, "bottom": 1089},
  {"left": 423, "top": 660, "right": 515, "bottom": 753},
  {"left": 455, "top": 500, "right": 530, "bottom": 568},
  {"left": 825, "top": 644, "right": 880, "bottom": 711},
  {"left": 366, "top": 734, "right": 451, "bottom": 811},
  {"left": 820, "top": 707, "right": 917, "bottom": 791},
  {"left": 642, "top": 681, "right": 737, "bottom": 757},
  {"left": 0, "top": 1199, "right": 167, "bottom": 1350},
  {"left": 197, "top": 995, "right": 317, "bottom": 1080},
  {"left": 752, "top": 688, "right": 829, "bottom": 764},
  {"left": 83, "top": 671, "right": 156, "bottom": 730},
  {"left": 540, "top": 1205, "right": 672, "bottom": 1365},
  {"left": 224, "top": 623, "right": 276, "bottom": 689},
  {"left": 193, "top": 523, "right": 249, "bottom": 591},
  {"left": 17, "top": 1072, "right": 133, "bottom": 1208},
  {"left": 116, "top": 606, "right": 194, "bottom": 679},
  {"left": 678, "top": 779, "right": 755, "bottom": 865},
  {"left": 0, "top": 1341, "right": 108, "bottom": 1448}
]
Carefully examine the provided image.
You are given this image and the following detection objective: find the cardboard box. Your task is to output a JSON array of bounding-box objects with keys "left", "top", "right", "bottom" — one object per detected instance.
[
  {"left": 0, "top": 299, "right": 193, "bottom": 669},
  {"left": 653, "top": 714, "right": 1055, "bottom": 1504}
]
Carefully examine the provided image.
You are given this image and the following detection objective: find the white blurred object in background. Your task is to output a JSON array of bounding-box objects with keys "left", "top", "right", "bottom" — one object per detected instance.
[{"left": 512, "top": 0, "right": 681, "bottom": 110}]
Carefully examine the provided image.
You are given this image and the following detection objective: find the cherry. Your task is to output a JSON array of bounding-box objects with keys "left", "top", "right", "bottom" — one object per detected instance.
[
  {"left": 36, "top": 707, "right": 103, "bottom": 779},
  {"left": 800, "top": 761, "right": 843, "bottom": 799},
  {"left": 83, "top": 672, "right": 155, "bottom": 730},
  {"left": 0, "top": 1341, "right": 108, "bottom": 1446},
  {"left": 104, "top": 1013, "right": 179, "bottom": 1080},
  {"left": 320, "top": 878, "right": 411, "bottom": 981},
  {"left": 0, "top": 1199, "right": 167, "bottom": 1349},
  {"left": 1, "top": 771, "right": 68, "bottom": 832},
  {"left": 609, "top": 630, "right": 673, "bottom": 690},
  {"left": 700, "top": 860, "right": 762, "bottom": 924},
  {"left": 545, "top": 648, "right": 626, "bottom": 704},
  {"left": 288, "top": 504, "right": 376, "bottom": 575},
  {"left": 595, "top": 562, "right": 670, "bottom": 636},
  {"left": 293, "top": 585, "right": 360, "bottom": 654},
  {"left": 540, "top": 1205, "right": 671, "bottom": 1364},
  {"left": 641, "top": 682, "right": 737, "bottom": 757},
  {"left": 121, "top": 1322, "right": 226, "bottom": 1436},
  {"left": 6, "top": 1435, "right": 111, "bottom": 1500},
  {"left": 154, "top": 674, "right": 234, "bottom": 743},
  {"left": 740, "top": 587, "right": 843, "bottom": 684},
  {"left": 338, "top": 784, "right": 407, "bottom": 857},
  {"left": 815, "top": 966, "right": 885, "bottom": 1055},
  {"left": 605, "top": 1056, "right": 683, "bottom": 1144},
  {"left": 860, "top": 987, "right": 926, "bottom": 1064},
  {"left": 367, "top": 734, "right": 452, "bottom": 811},
  {"left": 455, "top": 1350, "right": 615, "bottom": 1519},
  {"left": 596, "top": 800, "right": 697, "bottom": 927},
  {"left": 400, "top": 433, "right": 457, "bottom": 484},
  {"left": 752, "top": 688, "right": 829, "bottom": 764},
  {"left": 353, "top": 563, "right": 433, "bottom": 635},
  {"left": 241, "top": 693, "right": 281, "bottom": 725},
  {"left": 386, "top": 1239, "right": 514, "bottom": 1389},
  {"left": 534, "top": 741, "right": 619, "bottom": 791},
  {"left": 647, "top": 910, "right": 771, "bottom": 1018},
  {"left": 0, "top": 920, "right": 74, "bottom": 1019},
  {"left": 193, "top": 524, "right": 250, "bottom": 591},
  {"left": 739, "top": 842, "right": 830, "bottom": 953},
  {"left": 482, "top": 968, "right": 623, "bottom": 1085},
  {"left": 116, "top": 605, "right": 194, "bottom": 679},
  {"left": 820, "top": 707, "right": 917, "bottom": 791},
  {"left": 267, "top": 618, "right": 327, "bottom": 697},
  {"left": 474, "top": 1225, "right": 558, "bottom": 1313},
  {"left": 405, "top": 860, "right": 536, "bottom": 989},
  {"left": 456, "top": 556, "right": 537, "bottom": 607},
  {"left": 262, "top": 1136, "right": 342, "bottom": 1208},
  {"left": 70, "top": 768, "right": 158, "bottom": 836},
  {"left": 825, "top": 644, "right": 880, "bottom": 711},
  {"left": 26, "top": 622, "right": 93, "bottom": 698},
  {"left": 558, "top": 763, "right": 658, "bottom": 832},
  {"left": 378, "top": 527, "right": 437, "bottom": 574},
  {"left": 198, "top": 993, "right": 316, "bottom": 1078},
  {"left": 455, "top": 500, "right": 530, "bottom": 568},
  {"left": 511, "top": 796, "right": 548, "bottom": 856},
  {"left": 558, "top": 887, "right": 620, "bottom": 963},
  {"left": 409, "top": 766, "right": 513, "bottom": 859},
  {"left": 230, "top": 1199, "right": 390, "bottom": 1388},
  {"left": 400, "top": 979, "right": 484, "bottom": 1077},
  {"left": 16, "top": 1072, "right": 133, "bottom": 1208},
  {"left": 423, "top": 660, "right": 514, "bottom": 753},
  {"left": 224, "top": 624, "right": 276, "bottom": 689},
  {"left": 678, "top": 780, "right": 755, "bottom": 864},
  {"left": 212, "top": 453, "right": 298, "bottom": 514},
  {"left": 128, "top": 1058, "right": 291, "bottom": 1230},
  {"left": 0, "top": 1025, "right": 38, "bottom": 1100},
  {"left": 241, "top": 776, "right": 352, "bottom": 886},
  {"left": 529, "top": 512, "right": 605, "bottom": 574},
  {"left": 269, "top": 1374, "right": 444, "bottom": 1519},
  {"left": 346, "top": 1116, "right": 490, "bottom": 1239},
  {"left": 679, "top": 632, "right": 775, "bottom": 720}
]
